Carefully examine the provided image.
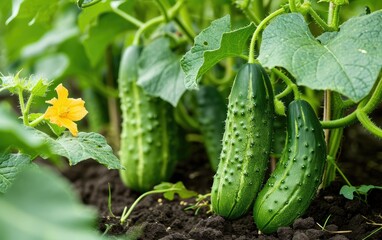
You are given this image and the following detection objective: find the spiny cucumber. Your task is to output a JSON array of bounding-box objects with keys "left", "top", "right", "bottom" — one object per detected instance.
[
  {"left": 118, "top": 45, "right": 178, "bottom": 192},
  {"left": 211, "top": 63, "right": 274, "bottom": 219},
  {"left": 253, "top": 99, "right": 327, "bottom": 234}
]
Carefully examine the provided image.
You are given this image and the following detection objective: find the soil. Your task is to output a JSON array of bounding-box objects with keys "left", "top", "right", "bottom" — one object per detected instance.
[{"left": 63, "top": 125, "right": 382, "bottom": 240}]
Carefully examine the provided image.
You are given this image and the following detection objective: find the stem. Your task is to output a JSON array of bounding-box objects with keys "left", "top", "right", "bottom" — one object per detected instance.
[
  {"left": 289, "top": 0, "right": 298, "bottom": 12},
  {"left": 321, "top": 111, "right": 357, "bottom": 129},
  {"left": 23, "top": 93, "right": 35, "bottom": 125},
  {"left": 362, "top": 77, "right": 382, "bottom": 113},
  {"left": 178, "top": 101, "right": 199, "bottom": 130},
  {"left": 173, "top": 17, "right": 195, "bottom": 42},
  {"left": 18, "top": 88, "right": 28, "bottom": 125},
  {"left": 275, "top": 85, "right": 292, "bottom": 100},
  {"left": 133, "top": 0, "right": 185, "bottom": 45},
  {"left": 326, "top": 156, "right": 353, "bottom": 187},
  {"left": 308, "top": 7, "right": 333, "bottom": 32},
  {"left": 242, "top": 8, "right": 260, "bottom": 25},
  {"left": 329, "top": 3, "right": 340, "bottom": 30},
  {"left": 248, "top": 8, "right": 285, "bottom": 63},
  {"left": 252, "top": 0, "right": 265, "bottom": 20},
  {"left": 112, "top": 7, "right": 144, "bottom": 28},
  {"left": 323, "top": 90, "right": 331, "bottom": 142},
  {"left": 120, "top": 188, "right": 184, "bottom": 224},
  {"left": 357, "top": 110, "right": 382, "bottom": 138},
  {"left": 155, "top": 0, "right": 169, "bottom": 22},
  {"left": 29, "top": 114, "right": 45, "bottom": 127},
  {"left": 272, "top": 68, "right": 300, "bottom": 99}
]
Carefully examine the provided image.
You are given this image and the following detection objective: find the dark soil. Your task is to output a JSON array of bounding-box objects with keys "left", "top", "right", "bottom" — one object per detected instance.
[{"left": 63, "top": 129, "right": 382, "bottom": 240}]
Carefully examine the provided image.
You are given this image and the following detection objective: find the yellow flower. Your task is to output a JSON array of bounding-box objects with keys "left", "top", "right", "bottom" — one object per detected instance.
[{"left": 44, "top": 84, "right": 88, "bottom": 136}]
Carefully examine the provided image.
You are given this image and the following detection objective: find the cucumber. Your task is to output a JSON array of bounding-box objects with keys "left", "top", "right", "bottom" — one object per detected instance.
[
  {"left": 211, "top": 63, "right": 274, "bottom": 219},
  {"left": 118, "top": 45, "right": 178, "bottom": 192},
  {"left": 195, "top": 86, "right": 227, "bottom": 171},
  {"left": 253, "top": 99, "right": 327, "bottom": 234}
]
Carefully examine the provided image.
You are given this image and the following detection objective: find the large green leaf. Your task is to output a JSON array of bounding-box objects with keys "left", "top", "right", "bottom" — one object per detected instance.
[
  {"left": 0, "top": 104, "right": 50, "bottom": 156},
  {"left": 258, "top": 11, "right": 382, "bottom": 102},
  {"left": 82, "top": 12, "right": 135, "bottom": 66},
  {"left": 44, "top": 132, "right": 122, "bottom": 169},
  {"left": 137, "top": 38, "right": 186, "bottom": 106},
  {"left": 6, "top": 0, "right": 59, "bottom": 25},
  {"left": 0, "top": 153, "right": 31, "bottom": 193},
  {"left": 181, "top": 15, "right": 256, "bottom": 89},
  {"left": 0, "top": 166, "right": 103, "bottom": 240}
]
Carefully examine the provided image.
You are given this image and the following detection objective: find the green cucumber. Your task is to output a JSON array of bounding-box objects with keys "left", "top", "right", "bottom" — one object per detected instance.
[
  {"left": 253, "top": 99, "right": 327, "bottom": 234},
  {"left": 118, "top": 45, "right": 178, "bottom": 192},
  {"left": 195, "top": 86, "right": 227, "bottom": 171},
  {"left": 211, "top": 63, "right": 274, "bottom": 219}
]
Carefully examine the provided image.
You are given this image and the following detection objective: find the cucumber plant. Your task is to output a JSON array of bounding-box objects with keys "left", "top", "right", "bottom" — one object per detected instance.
[{"left": 211, "top": 63, "right": 274, "bottom": 219}]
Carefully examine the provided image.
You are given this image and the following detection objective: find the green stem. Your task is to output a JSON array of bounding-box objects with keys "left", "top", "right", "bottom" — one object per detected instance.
[
  {"left": 29, "top": 114, "right": 45, "bottom": 127},
  {"left": 248, "top": 8, "right": 285, "bottom": 64},
  {"left": 23, "top": 93, "right": 35, "bottom": 124},
  {"left": 308, "top": 7, "right": 333, "bottom": 31},
  {"left": 362, "top": 77, "right": 382, "bottom": 113},
  {"left": 133, "top": 0, "right": 185, "bottom": 45},
  {"left": 321, "top": 111, "right": 357, "bottom": 129},
  {"left": 275, "top": 85, "right": 292, "bottom": 100},
  {"left": 120, "top": 188, "right": 184, "bottom": 224},
  {"left": 272, "top": 68, "right": 300, "bottom": 99},
  {"left": 18, "top": 88, "right": 28, "bottom": 125},
  {"left": 289, "top": 0, "right": 298, "bottom": 12},
  {"left": 155, "top": 0, "right": 169, "bottom": 22},
  {"left": 326, "top": 156, "right": 353, "bottom": 187},
  {"left": 173, "top": 17, "right": 195, "bottom": 42},
  {"left": 357, "top": 110, "right": 382, "bottom": 138},
  {"left": 329, "top": 3, "right": 340, "bottom": 30},
  {"left": 112, "top": 7, "right": 144, "bottom": 28},
  {"left": 321, "top": 77, "right": 382, "bottom": 129},
  {"left": 242, "top": 8, "right": 260, "bottom": 25},
  {"left": 178, "top": 101, "right": 199, "bottom": 130}
]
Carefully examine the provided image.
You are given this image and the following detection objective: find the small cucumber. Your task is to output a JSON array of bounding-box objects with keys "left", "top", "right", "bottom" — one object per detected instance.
[
  {"left": 195, "top": 86, "right": 227, "bottom": 171},
  {"left": 118, "top": 45, "right": 178, "bottom": 192},
  {"left": 253, "top": 99, "right": 327, "bottom": 234},
  {"left": 211, "top": 63, "right": 274, "bottom": 219}
]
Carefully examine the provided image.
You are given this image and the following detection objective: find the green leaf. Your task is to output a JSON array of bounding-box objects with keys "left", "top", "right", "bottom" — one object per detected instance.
[
  {"left": 258, "top": 11, "right": 382, "bottom": 102},
  {"left": 21, "top": 10, "right": 79, "bottom": 58},
  {"left": 154, "top": 181, "right": 197, "bottom": 201},
  {"left": 77, "top": 0, "right": 112, "bottom": 32},
  {"left": 357, "top": 185, "right": 382, "bottom": 195},
  {"left": 0, "top": 104, "right": 50, "bottom": 156},
  {"left": 181, "top": 15, "right": 256, "bottom": 90},
  {"left": 34, "top": 54, "right": 70, "bottom": 80},
  {"left": 137, "top": 38, "right": 186, "bottom": 106},
  {"left": 339, "top": 185, "right": 356, "bottom": 200},
  {"left": 6, "top": 0, "right": 59, "bottom": 25},
  {"left": 0, "top": 166, "right": 103, "bottom": 240},
  {"left": 82, "top": 13, "right": 135, "bottom": 66},
  {"left": 0, "top": 153, "right": 31, "bottom": 193},
  {"left": 44, "top": 132, "right": 122, "bottom": 169}
]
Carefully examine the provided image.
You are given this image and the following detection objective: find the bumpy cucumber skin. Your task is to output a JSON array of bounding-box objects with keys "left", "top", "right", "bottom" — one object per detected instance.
[
  {"left": 253, "top": 100, "right": 327, "bottom": 234},
  {"left": 118, "top": 46, "right": 178, "bottom": 192},
  {"left": 211, "top": 63, "right": 274, "bottom": 219},
  {"left": 196, "top": 86, "right": 227, "bottom": 171}
]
